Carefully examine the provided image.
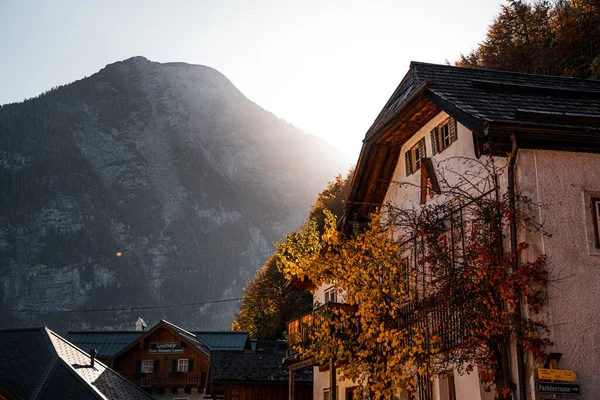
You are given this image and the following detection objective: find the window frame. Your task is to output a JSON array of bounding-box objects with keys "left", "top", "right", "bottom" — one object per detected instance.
[
  {"left": 592, "top": 197, "right": 600, "bottom": 248},
  {"left": 141, "top": 359, "right": 154, "bottom": 374},
  {"left": 324, "top": 287, "right": 338, "bottom": 303},
  {"left": 437, "top": 121, "right": 452, "bottom": 152},
  {"left": 177, "top": 358, "right": 189, "bottom": 372},
  {"left": 410, "top": 142, "right": 421, "bottom": 172}
]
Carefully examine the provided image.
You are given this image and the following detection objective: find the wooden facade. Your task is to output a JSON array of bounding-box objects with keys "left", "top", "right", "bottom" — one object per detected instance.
[
  {"left": 111, "top": 321, "right": 210, "bottom": 395},
  {"left": 211, "top": 382, "right": 312, "bottom": 400}
]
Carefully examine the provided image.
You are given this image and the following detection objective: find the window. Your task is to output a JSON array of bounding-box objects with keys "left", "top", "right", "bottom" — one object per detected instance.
[
  {"left": 324, "top": 389, "right": 330, "bottom": 400},
  {"left": 439, "top": 372, "right": 457, "bottom": 400},
  {"left": 405, "top": 138, "right": 426, "bottom": 176},
  {"left": 177, "top": 358, "right": 189, "bottom": 372},
  {"left": 141, "top": 359, "right": 154, "bottom": 373},
  {"left": 324, "top": 287, "right": 337, "bottom": 303},
  {"left": 411, "top": 143, "right": 422, "bottom": 172},
  {"left": 592, "top": 197, "right": 600, "bottom": 248},
  {"left": 430, "top": 118, "right": 457, "bottom": 155},
  {"left": 346, "top": 386, "right": 358, "bottom": 400}
]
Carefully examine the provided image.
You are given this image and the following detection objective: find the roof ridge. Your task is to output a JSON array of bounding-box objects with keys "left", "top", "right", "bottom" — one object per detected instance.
[
  {"left": 410, "top": 60, "right": 600, "bottom": 83},
  {"left": 31, "top": 357, "right": 59, "bottom": 400}
]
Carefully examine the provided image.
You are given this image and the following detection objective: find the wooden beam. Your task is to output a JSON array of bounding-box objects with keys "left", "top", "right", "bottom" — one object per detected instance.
[{"left": 289, "top": 369, "right": 295, "bottom": 400}]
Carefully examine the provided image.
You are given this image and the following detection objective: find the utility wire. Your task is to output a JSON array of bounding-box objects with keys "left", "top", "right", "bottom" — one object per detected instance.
[{"left": 0, "top": 297, "right": 243, "bottom": 313}]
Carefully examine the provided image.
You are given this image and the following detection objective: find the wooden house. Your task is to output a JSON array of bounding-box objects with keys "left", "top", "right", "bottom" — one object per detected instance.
[{"left": 110, "top": 320, "right": 211, "bottom": 400}]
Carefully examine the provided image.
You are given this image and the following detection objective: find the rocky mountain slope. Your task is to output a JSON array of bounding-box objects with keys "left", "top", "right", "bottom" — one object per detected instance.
[{"left": 0, "top": 56, "right": 348, "bottom": 332}]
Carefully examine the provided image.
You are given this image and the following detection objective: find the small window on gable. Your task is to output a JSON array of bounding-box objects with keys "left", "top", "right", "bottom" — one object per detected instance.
[
  {"left": 405, "top": 137, "right": 426, "bottom": 176},
  {"left": 431, "top": 117, "right": 458, "bottom": 155},
  {"left": 324, "top": 287, "right": 338, "bottom": 303}
]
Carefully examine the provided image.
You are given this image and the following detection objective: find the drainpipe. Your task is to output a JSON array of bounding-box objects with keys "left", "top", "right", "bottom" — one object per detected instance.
[{"left": 507, "top": 134, "right": 527, "bottom": 400}]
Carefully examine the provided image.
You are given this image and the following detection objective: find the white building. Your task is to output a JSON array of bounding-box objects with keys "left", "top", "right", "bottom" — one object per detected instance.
[{"left": 286, "top": 62, "right": 600, "bottom": 400}]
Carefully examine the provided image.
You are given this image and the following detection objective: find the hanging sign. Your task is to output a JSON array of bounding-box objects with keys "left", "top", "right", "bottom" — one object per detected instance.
[
  {"left": 149, "top": 342, "right": 183, "bottom": 354},
  {"left": 535, "top": 382, "right": 581, "bottom": 396},
  {"left": 537, "top": 368, "right": 577, "bottom": 382}
]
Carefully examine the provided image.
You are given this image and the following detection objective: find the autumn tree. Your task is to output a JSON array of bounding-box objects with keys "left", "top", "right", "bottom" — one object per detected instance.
[
  {"left": 457, "top": 0, "right": 600, "bottom": 79},
  {"left": 279, "top": 157, "right": 551, "bottom": 400},
  {"left": 233, "top": 170, "right": 354, "bottom": 338}
]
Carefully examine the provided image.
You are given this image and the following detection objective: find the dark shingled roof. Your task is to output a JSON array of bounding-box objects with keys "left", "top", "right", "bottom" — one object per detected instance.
[
  {"left": 0, "top": 327, "right": 155, "bottom": 400},
  {"left": 345, "top": 62, "right": 600, "bottom": 224},
  {"left": 65, "top": 331, "right": 144, "bottom": 359},
  {"left": 210, "top": 350, "right": 312, "bottom": 383},
  {"left": 192, "top": 331, "right": 251, "bottom": 351},
  {"left": 66, "top": 324, "right": 250, "bottom": 359},
  {"left": 368, "top": 61, "right": 600, "bottom": 139}
]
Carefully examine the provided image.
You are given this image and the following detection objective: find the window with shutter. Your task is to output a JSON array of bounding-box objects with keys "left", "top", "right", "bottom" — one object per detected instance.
[
  {"left": 432, "top": 118, "right": 458, "bottom": 154},
  {"left": 408, "top": 140, "right": 425, "bottom": 175}
]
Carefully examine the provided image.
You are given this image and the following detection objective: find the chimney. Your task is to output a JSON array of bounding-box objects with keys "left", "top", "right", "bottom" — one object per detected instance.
[
  {"left": 134, "top": 317, "right": 147, "bottom": 331},
  {"left": 90, "top": 348, "right": 97, "bottom": 368}
]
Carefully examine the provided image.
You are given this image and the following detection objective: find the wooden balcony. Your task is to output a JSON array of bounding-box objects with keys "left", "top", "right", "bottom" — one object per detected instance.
[
  {"left": 285, "top": 302, "right": 357, "bottom": 366},
  {"left": 129, "top": 372, "right": 204, "bottom": 388}
]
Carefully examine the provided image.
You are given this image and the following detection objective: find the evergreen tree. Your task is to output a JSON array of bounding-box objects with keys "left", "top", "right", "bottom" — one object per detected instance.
[{"left": 457, "top": 0, "right": 600, "bottom": 79}]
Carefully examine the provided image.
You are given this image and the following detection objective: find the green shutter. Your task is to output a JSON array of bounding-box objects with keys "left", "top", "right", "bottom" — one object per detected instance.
[
  {"left": 188, "top": 359, "right": 194, "bottom": 372},
  {"left": 405, "top": 150, "right": 412, "bottom": 176},
  {"left": 135, "top": 360, "right": 142, "bottom": 373},
  {"left": 449, "top": 117, "right": 457, "bottom": 143},
  {"left": 153, "top": 359, "right": 160, "bottom": 372},
  {"left": 430, "top": 127, "right": 438, "bottom": 155},
  {"left": 172, "top": 359, "right": 178, "bottom": 373},
  {"left": 418, "top": 137, "right": 426, "bottom": 159}
]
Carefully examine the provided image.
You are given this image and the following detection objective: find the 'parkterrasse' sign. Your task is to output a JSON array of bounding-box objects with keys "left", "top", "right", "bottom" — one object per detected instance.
[{"left": 149, "top": 342, "right": 183, "bottom": 354}]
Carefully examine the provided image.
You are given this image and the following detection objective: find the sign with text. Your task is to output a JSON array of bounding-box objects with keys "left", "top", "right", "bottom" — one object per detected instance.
[
  {"left": 538, "top": 368, "right": 577, "bottom": 382},
  {"left": 535, "top": 382, "right": 581, "bottom": 396},
  {"left": 149, "top": 342, "right": 183, "bottom": 354}
]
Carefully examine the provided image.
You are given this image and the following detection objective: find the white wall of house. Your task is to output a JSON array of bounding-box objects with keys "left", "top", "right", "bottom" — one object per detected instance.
[
  {"left": 516, "top": 149, "right": 600, "bottom": 400},
  {"left": 313, "top": 366, "right": 358, "bottom": 400}
]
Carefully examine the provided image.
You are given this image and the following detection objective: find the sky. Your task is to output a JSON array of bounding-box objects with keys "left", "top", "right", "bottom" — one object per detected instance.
[{"left": 0, "top": 0, "right": 504, "bottom": 159}]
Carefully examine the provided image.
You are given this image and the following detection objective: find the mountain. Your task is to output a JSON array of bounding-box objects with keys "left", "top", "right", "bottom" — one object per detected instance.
[{"left": 0, "top": 56, "right": 348, "bottom": 332}]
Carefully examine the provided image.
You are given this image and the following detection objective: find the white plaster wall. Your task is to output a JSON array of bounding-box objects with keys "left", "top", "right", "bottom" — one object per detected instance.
[
  {"left": 454, "top": 367, "right": 494, "bottom": 400},
  {"left": 515, "top": 149, "right": 600, "bottom": 400},
  {"left": 313, "top": 366, "right": 358, "bottom": 400},
  {"left": 384, "top": 112, "right": 486, "bottom": 213}
]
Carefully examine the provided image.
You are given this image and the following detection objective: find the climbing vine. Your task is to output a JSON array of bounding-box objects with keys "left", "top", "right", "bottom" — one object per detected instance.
[{"left": 278, "top": 157, "right": 551, "bottom": 400}]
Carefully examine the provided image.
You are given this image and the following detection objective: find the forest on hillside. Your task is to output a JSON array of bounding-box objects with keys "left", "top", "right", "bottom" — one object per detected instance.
[{"left": 457, "top": 0, "right": 600, "bottom": 79}]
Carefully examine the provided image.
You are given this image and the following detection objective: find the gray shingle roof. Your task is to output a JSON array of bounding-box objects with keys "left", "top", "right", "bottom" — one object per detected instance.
[
  {"left": 210, "top": 350, "right": 312, "bottom": 383},
  {"left": 66, "top": 324, "right": 250, "bottom": 357},
  {"left": 193, "top": 331, "right": 251, "bottom": 350},
  {"left": 0, "top": 327, "right": 155, "bottom": 400},
  {"left": 368, "top": 62, "right": 600, "bottom": 139},
  {"left": 65, "top": 331, "right": 144, "bottom": 359}
]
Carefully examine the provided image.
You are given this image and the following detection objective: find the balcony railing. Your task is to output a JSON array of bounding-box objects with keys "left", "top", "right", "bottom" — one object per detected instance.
[
  {"left": 286, "top": 302, "right": 358, "bottom": 359},
  {"left": 286, "top": 294, "right": 473, "bottom": 362},
  {"left": 129, "top": 372, "right": 203, "bottom": 387}
]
